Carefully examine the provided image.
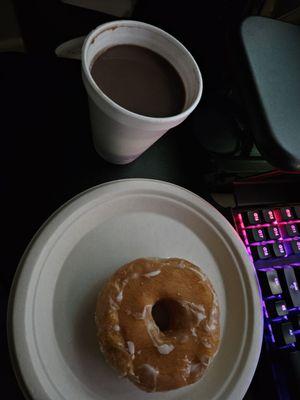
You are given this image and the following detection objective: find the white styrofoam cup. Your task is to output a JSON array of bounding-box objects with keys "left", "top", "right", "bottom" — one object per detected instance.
[{"left": 82, "top": 20, "right": 202, "bottom": 164}]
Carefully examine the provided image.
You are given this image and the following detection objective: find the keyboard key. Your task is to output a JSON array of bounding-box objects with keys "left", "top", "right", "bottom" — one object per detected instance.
[
  {"left": 293, "top": 205, "right": 300, "bottom": 219},
  {"left": 247, "top": 228, "right": 266, "bottom": 243},
  {"left": 272, "top": 242, "right": 286, "bottom": 257},
  {"left": 267, "top": 225, "right": 281, "bottom": 240},
  {"left": 291, "top": 313, "right": 300, "bottom": 330},
  {"left": 291, "top": 240, "right": 300, "bottom": 254},
  {"left": 262, "top": 209, "right": 276, "bottom": 223},
  {"left": 266, "top": 300, "right": 288, "bottom": 318},
  {"left": 276, "top": 266, "right": 300, "bottom": 308},
  {"left": 252, "top": 244, "right": 272, "bottom": 260},
  {"left": 257, "top": 268, "right": 283, "bottom": 296},
  {"left": 286, "top": 223, "right": 299, "bottom": 237},
  {"left": 280, "top": 207, "right": 294, "bottom": 220},
  {"left": 245, "top": 210, "right": 261, "bottom": 225},
  {"left": 272, "top": 322, "right": 296, "bottom": 346}
]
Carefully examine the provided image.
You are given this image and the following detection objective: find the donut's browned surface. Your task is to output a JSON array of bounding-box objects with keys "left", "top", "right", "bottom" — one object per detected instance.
[{"left": 95, "top": 258, "right": 220, "bottom": 392}]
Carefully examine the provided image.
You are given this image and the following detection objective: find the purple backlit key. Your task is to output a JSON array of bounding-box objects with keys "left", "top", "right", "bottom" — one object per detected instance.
[
  {"left": 266, "top": 300, "right": 288, "bottom": 318},
  {"left": 286, "top": 223, "right": 299, "bottom": 237},
  {"left": 272, "top": 242, "right": 286, "bottom": 257},
  {"left": 276, "top": 266, "right": 300, "bottom": 308},
  {"left": 267, "top": 226, "right": 280, "bottom": 240},
  {"left": 272, "top": 322, "right": 296, "bottom": 346},
  {"left": 280, "top": 207, "right": 294, "bottom": 221},
  {"left": 257, "top": 268, "right": 282, "bottom": 296},
  {"left": 262, "top": 209, "right": 276, "bottom": 223},
  {"left": 252, "top": 244, "right": 272, "bottom": 260},
  {"left": 291, "top": 240, "right": 300, "bottom": 254}
]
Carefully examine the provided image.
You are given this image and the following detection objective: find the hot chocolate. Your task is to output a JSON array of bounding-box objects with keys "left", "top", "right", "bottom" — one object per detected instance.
[{"left": 91, "top": 45, "right": 186, "bottom": 118}]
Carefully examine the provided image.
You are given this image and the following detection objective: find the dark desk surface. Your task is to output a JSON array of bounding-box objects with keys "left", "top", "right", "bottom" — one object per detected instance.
[{"left": 1, "top": 53, "right": 271, "bottom": 399}]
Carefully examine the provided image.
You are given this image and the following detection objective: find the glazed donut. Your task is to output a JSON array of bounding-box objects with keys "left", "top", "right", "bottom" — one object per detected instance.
[{"left": 95, "top": 258, "right": 220, "bottom": 392}]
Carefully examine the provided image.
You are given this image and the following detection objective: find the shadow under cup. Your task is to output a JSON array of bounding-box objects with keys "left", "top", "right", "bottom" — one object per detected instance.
[{"left": 82, "top": 20, "right": 202, "bottom": 164}]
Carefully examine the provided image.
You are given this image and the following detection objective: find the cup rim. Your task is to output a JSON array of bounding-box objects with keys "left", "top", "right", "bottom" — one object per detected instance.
[{"left": 82, "top": 20, "right": 203, "bottom": 123}]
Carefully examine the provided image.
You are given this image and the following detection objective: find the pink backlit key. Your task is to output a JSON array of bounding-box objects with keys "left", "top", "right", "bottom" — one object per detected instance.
[
  {"left": 286, "top": 223, "right": 299, "bottom": 237},
  {"left": 267, "top": 226, "right": 281, "bottom": 240},
  {"left": 247, "top": 228, "right": 266, "bottom": 243},
  {"left": 246, "top": 210, "right": 261, "bottom": 225},
  {"left": 280, "top": 207, "right": 294, "bottom": 221},
  {"left": 262, "top": 209, "right": 276, "bottom": 223}
]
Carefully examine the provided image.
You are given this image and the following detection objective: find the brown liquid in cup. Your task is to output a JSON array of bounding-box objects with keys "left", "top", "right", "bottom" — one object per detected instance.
[{"left": 90, "top": 45, "right": 186, "bottom": 118}]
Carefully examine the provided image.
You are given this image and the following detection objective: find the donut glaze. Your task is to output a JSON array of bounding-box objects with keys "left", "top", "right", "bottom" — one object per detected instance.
[{"left": 95, "top": 258, "right": 220, "bottom": 392}]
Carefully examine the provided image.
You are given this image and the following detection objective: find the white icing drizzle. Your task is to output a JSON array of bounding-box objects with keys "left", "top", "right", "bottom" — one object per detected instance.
[
  {"left": 116, "top": 290, "right": 123, "bottom": 302},
  {"left": 113, "top": 324, "right": 120, "bottom": 332},
  {"left": 157, "top": 344, "right": 174, "bottom": 355},
  {"left": 200, "top": 355, "right": 211, "bottom": 367},
  {"left": 191, "top": 362, "right": 203, "bottom": 374},
  {"left": 145, "top": 312, "right": 161, "bottom": 346},
  {"left": 127, "top": 304, "right": 152, "bottom": 320},
  {"left": 191, "top": 327, "right": 197, "bottom": 337},
  {"left": 181, "top": 301, "right": 206, "bottom": 325},
  {"left": 139, "top": 364, "right": 159, "bottom": 392},
  {"left": 144, "top": 270, "right": 161, "bottom": 278},
  {"left": 185, "top": 264, "right": 208, "bottom": 281},
  {"left": 115, "top": 278, "right": 128, "bottom": 303},
  {"left": 137, "top": 350, "right": 142, "bottom": 355},
  {"left": 144, "top": 310, "right": 175, "bottom": 355},
  {"left": 181, "top": 355, "right": 191, "bottom": 381},
  {"left": 109, "top": 297, "right": 119, "bottom": 310},
  {"left": 113, "top": 271, "right": 149, "bottom": 306},
  {"left": 181, "top": 355, "right": 211, "bottom": 381},
  {"left": 177, "top": 260, "right": 185, "bottom": 268},
  {"left": 201, "top": 337, "right": 212, "bottom": 348},
  {"left": 204, "top": 292, "right": 219, "bottom": 332},
  {"left": 127, "top": 341, "right": 135, "bottom": 357}
]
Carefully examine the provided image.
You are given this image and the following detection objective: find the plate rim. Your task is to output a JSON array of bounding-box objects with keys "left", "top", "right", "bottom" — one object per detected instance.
[{"left": 7, "top": 178, "right": 263, "bottom": 400}]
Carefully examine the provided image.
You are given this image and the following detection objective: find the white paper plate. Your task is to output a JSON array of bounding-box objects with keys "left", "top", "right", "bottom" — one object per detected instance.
[{"left": 8, "top": 179, "right": 263, "bottom": 400}]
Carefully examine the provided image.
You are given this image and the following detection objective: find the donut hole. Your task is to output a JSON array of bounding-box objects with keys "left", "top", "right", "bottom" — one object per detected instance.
[{"left": 151, "top": 299, "right": 188, "bottom": 333}]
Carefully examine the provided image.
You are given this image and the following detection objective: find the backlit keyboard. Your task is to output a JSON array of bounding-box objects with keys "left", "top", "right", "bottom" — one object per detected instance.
[{"left": 233, "top": 205, "right": 300, "bottom": 399}]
